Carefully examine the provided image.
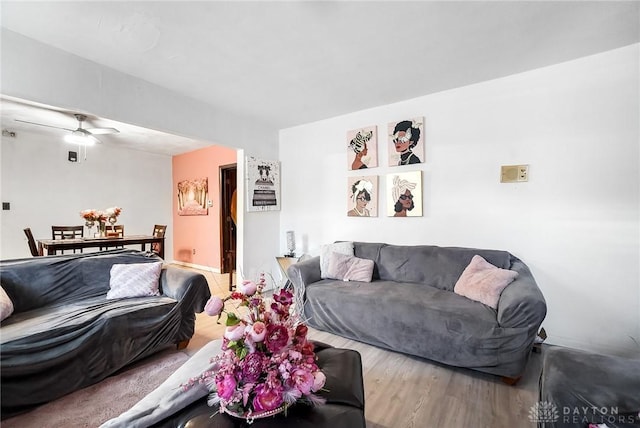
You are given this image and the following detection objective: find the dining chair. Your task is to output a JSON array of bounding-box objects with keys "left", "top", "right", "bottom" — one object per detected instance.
[
  {"left": 152, "top": 224, "right": 167, "bottom": 255},
  {"left": 23, "top": 228, "right": 40, "bottom": 257},
  {"left": 51, "top": 225, "right": 84, "bottom": 253},
  {"left": 101, "top": 225, "right": 124, "bottom": 250}
]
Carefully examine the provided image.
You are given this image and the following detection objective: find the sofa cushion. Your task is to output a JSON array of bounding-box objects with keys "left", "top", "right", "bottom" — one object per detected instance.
[
  {"left": 375, "top": 244, "right": 512, "bottom": 291},
  {"left": 0, "top": 286, "right": 14, "bottom": 322},
  {"left": 304, "top": 280, "right": 503, "bottom": 369},
  {"left": 320, "top": 242, "right": 354, "bottom": 279},
  {"left": 107, "top": 262, "right": 163, "bottom": 299},
  {"left": 325, "top": 252, "right": 374, "bottom": 282},
  {"left": 453, "top": 255, "right": 518, "bottom": 309}
]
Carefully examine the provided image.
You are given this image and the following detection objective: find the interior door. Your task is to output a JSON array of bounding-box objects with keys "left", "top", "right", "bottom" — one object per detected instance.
[{"left": 220, "top": 164, "right": 237, "bottom": 275}]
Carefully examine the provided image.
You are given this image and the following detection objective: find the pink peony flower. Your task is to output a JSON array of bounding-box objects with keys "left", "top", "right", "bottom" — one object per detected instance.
[
  {"left": 291, "top": 369, "right": 314, "bottom": 395},
  {"left": 311, "top": 371, "right": 326, "bottom": 392},
  {"left": 239, "top": 280, "right": 257, "bottom": 296},
  {"left": 252, "top": 384, "right": 284, "bottom": 412},
  {"left": 247, "top": 321, "right": 267, "bottom": 342},
  {"left": 241, "top": 352, "right": 264, "bottom": 383},
  {"left": 216, "top": 374, "right": 237, "bottom": 400},
  {"left": 273, "top": 289, "right": 293, "bottom": 305},
  {"left": 265, "top": 324, "right": 289, "bottom": 353},
  {"left": 204, "top": 296, "right": 224, "bottom": 316},
  {"left": 224, "top": 323, "right": 246, "bottom": 341}
]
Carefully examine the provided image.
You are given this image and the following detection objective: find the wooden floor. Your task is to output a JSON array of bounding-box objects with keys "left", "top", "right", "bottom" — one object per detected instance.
[{"left": 175, "top": 265, "right": 543, "bottom": 428}]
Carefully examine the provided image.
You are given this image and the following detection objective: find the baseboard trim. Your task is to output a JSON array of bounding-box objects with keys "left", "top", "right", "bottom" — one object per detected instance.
[{"left": 171, "top": 260, "right": 221, "bottom": 274}]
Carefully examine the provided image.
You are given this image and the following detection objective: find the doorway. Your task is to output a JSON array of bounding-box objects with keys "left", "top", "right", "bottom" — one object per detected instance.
[{"left": 220, "top": 164, "right": 237, "bottom": 283}]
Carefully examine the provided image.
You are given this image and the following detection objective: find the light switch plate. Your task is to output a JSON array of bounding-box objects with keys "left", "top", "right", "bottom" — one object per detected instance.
[{"left": 501, "top": 164, "right": 529, "bottom": 183}]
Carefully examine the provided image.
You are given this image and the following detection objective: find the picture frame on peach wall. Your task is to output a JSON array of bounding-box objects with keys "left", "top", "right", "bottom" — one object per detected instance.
[{"left": 177, "top": 177, "right": 208, "bottom": 215}]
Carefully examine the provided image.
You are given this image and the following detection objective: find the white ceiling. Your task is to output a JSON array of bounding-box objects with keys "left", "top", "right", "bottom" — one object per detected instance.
[{"left": 1, "top": 1, "right": 638, "bottom": 155}]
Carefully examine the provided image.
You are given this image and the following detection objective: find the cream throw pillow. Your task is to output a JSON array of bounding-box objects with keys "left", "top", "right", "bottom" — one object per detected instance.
[
  {"left": 0, "top": 285, "right": 14, "bottom": 321},
  {"left": 107, "top": 262, "right": 163, "bottom": 299},
  {"left": 326, "top": 252, "right": 374, "bottom": 282},
  {"left": 320, "top": 242, "right": 354, "bottom": 279},
  {"left": 454, "top": 255, "right": 518, "bottom": 309}
]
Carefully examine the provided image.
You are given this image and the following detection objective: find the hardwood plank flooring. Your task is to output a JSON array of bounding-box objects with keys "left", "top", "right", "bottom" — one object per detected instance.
[{"left": 175, "top": 265, "right": 542, "bottom": 428}]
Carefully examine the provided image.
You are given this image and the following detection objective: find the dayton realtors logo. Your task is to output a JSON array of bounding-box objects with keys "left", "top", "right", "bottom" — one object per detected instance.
[
  {"left": 529, "top": 402, "right": 639, "bottom": 425},
  {"left": 528, "top": 401, "right": 559, "bottom": 423}
]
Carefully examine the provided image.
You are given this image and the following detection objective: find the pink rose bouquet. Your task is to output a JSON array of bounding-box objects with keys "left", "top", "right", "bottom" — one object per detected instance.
[{"left": 183, "top": 274, "right": 326, "bottom": 420}]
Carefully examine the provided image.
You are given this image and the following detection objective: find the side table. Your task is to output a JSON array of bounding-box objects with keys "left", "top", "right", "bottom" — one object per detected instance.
[{"left": 275, "top": 256, "right": 299, "bottom": 290}]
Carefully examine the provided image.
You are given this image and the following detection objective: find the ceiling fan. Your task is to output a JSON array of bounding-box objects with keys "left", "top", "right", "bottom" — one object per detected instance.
[{"left": 16, "top": 113, "right": 119, "bottom": 145}]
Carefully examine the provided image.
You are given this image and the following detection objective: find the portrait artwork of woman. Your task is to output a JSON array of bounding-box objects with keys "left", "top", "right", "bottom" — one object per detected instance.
[
  {"left": 347, "top": 126, "right": 377, "bottom": 170},
  {"left": 386, "top": 171, "right": 422, "bottom": 217},
  {"left": 347, "top": 178, "right": 374, "bottom": 217},
  {"left": 392, "top": 175, "right": 417, "bottom": 217},
  {"left": 388, "top": 118, "right": 424, "bottom": 167}
]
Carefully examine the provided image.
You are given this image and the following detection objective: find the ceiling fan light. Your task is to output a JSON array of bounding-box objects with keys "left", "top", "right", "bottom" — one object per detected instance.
[{"left": 65, "top": 132, "right": 97, "bottom": 146}]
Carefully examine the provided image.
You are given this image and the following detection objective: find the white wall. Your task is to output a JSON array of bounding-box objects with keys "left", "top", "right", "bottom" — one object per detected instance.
[
  {"left": 279, "top": 44, "right": 640, "bottom": 355},
  {"left": 0, "top": 129, "right": 173, "bottom": 260},
  {"left": 1, "top": 30, "right": 280, "bottom": 274}
]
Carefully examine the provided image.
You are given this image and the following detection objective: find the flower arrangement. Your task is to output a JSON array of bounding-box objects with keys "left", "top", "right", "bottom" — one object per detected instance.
[
  {"left": 80, "top": 207, "right": 122, "bottom": 237},
  {"left": 80, "top": 207, "right": 121, "bottom": 223},
  {"left": 182, "top": 274, "right": 326, "bottom": 422},
  {"left": 80, "top": 209, "right": 102, "bottom": 223},
  {"left": 104, "top": 206, "right": 122, "bottom": 220}
]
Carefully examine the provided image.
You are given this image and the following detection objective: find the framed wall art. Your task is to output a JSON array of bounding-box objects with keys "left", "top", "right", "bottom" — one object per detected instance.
[
  {"left": 386, "top": 171, "right": 422, "bottom": 217},
  {"left": 347, "top": 125, "right": 378, "bottom": 170},
  {"left": 347, "top": 175, "right": 378, "bottom": 217},
  {"left": 246, "top": 156, "right": 281, "bottom": 212},
  {"left": 177, "top": 178, "right": 209, "bottom": 216},
  {"left": 388, "top": 117, "right": 424, "bottom": 166}
]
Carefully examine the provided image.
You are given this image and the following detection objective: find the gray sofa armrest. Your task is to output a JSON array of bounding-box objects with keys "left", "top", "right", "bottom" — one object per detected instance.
[
  {"left": 287, "top": 256, "right": 321, "bottom": 317},
  {"left": 160, "top": 267, "right": 211, "bottom": 313},
  {"left": 497, "top": 257, "right": 547, "bottom": 329}
]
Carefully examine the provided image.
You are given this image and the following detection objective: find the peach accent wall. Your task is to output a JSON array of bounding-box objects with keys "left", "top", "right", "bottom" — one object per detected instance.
[{"left": 172, "top": 145, "right": 237, "bottom": 269}]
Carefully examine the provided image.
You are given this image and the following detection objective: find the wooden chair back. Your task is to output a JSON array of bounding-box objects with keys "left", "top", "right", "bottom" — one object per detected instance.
[
  {"left": 23, "top": 228, "right": 40, "bottom": 257},
  {"left": 152, "top": 224, "right": 167, "bottom": 238},
  {"left": 105, "top": 224, "right": 124, "bottom": 238},
  {"left": 152, "top": 225, "right": 167, "bottom": 255},
  {"left": 51, "top": 225, "right": 84, "bottom": 240},
  {"left": 51, "top": 225, "right": 84, "bottom": 253}
]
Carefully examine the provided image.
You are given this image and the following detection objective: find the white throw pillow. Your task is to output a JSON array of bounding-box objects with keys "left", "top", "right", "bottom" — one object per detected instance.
[
  {"left": 0, "top": 285, "right": 14, "bottom": 321},
  {"left": 320, "top": 241, "right": 354, "bottom": 279},
  {"left": 325, "top": 252, "right": 374, "bottom": 282},
  {"left": 453, "top": 255, "right": 518, "bottom": 309},
  {"left": 107, "top": 262, "right": 163, "bottom": 299}
]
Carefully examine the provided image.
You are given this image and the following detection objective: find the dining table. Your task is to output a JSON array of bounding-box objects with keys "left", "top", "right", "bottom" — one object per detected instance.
[{"left": 37, "top": 235, "right": 165, "bottom": 259}]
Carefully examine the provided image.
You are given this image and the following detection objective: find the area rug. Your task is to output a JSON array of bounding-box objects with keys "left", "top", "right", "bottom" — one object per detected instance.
[{"left": 3, "top": 349, "right": 190, "bottom": 428}]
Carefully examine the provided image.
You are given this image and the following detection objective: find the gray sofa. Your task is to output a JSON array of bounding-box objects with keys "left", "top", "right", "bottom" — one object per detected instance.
[
  {"left": 288, "top": 242, "right": 547, "bottom": 378},
  {"left": 0, "top": 249, "right": 211, "bottom": 418}
]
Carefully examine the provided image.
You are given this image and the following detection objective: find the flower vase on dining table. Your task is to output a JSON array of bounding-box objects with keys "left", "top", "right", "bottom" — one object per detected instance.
[
  {"left": 99, "top": 221, "right": 106, "bottom": 238},
  {"left": 85, "top": 220, "right": 95, "bottom": 239}
]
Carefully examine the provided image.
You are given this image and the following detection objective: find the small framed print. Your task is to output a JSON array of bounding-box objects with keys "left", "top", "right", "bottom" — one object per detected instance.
[
  {"left": 347, "top": 126, "right": 377, "bottom": 170},
  {"left": 388, "top": 117, "right": 424, "bottom": 166},
  {"left": 347, "top": 176, "right": 378, "bottom": 217},
  {"left": 387, "top": 171, "right": 422, "bottom": 217}
]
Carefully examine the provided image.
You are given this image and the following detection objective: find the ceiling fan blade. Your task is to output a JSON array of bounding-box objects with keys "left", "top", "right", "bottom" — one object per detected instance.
[
  {"left": 14, "top": 118, "right": 74, "bottom": 132},
  {"left": 86, "top": 127, "right": 119, "bottom": 135}
]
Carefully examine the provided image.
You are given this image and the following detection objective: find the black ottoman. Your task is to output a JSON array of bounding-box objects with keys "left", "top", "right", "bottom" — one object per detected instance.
[
  {"left": 538, "top": 346, "right": 640, "bottom": 428},
  {"left": 152, "top": 342, "right": 365, "bottom": 428}
]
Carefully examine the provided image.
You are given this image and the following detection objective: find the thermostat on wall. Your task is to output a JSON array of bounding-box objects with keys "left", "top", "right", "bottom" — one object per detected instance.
[{"left": 501, "top": 165, "right": 529, "bottom": 183}]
